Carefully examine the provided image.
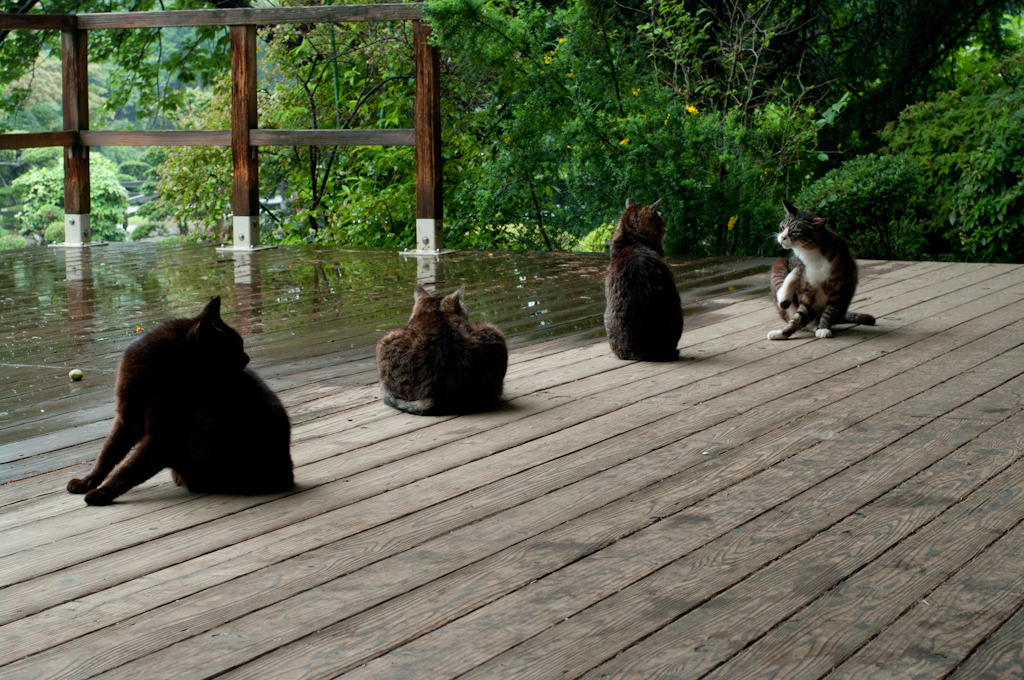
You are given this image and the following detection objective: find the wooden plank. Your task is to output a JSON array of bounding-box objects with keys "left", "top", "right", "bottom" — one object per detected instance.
[
  {"left": 249, "top": 129, "right": 415, "bottom": 147},
  {"left": 827, "top": 502, "right": 1024, "bottom": 679},
  {"left": 4, "top": 278, "right": 1019, "bottom": 671},
  {"left": 230, "top": 24, "right": 258, "bottom": 224},
  {"left": 0, "top": 131, "right": 75, "bottom": 150},
  {"left": 946, "top": 603, "right": 1024, "bottom": 679},
  {"left": 413, "top": 19, "right": 443, "bottom": 246},
  {"left": 696, "top": 435, "right": 1024, "bottom": 680},
  {"left": 79, "top": 130, "right": 231, "bottom": 146},
  {"left": 0, "top": 13, "right": 76, "bottom": 30},
  {"left": 60, "top": 28, "right": 89, "bottom": 219},
  {"left": 443, "top": 371, "right": 1024, "bottom": 680},
  {"left": 1, "top": 259, "right": 1023, "bottom": 679},
  {"left": 76, "top": 5, "right": 425, "bottom": 30},
  {"left": 203, "top": 326, "right": 1024, "bottom": 680},
  {"left": 283, "top": 405, "right": 1024, "bottom": 680}
]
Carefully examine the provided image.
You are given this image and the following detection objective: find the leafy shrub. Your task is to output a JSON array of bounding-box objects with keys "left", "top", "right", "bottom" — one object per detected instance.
[
  {"left": 117, "top": 160, "right": 152, "bottom": 181},
  {"left": 573, "top": 223, "right": 614, "bottom": 253},
  {"left": 796, "top": 153, "right": 929, "bottom": 260},
  {"left": 426, "top": 0, "right": 812, "bottom": 256},
  {"left": 11, "top": 153, "right": 129, "bottom": 243},
  {"left": 0, "top": 231, "right": 27, "bottom": 251},
  {"left": 880, "top": 50, "right": 1024, "bottom": 262}
]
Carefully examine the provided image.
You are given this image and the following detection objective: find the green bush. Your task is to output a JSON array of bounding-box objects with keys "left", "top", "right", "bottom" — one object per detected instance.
[
  {"left": 880, "top": 50, "right": 1024, "bottom": 262},
  {"left": 796, "top": 153, "right": 929, "bottom": 260},
  {"left": 44, "top": 220, "right": 66, "bottom": 243},
  {"left": 574, "top": 223, "right": 614, "bottom": 253},
  {"left": 11, "top": 153, "right": 129, "bottom": 244},
  {"left": 0, "top": 231, "right": 27, "bottom": 251},
  {"left": 117, "top": 159, "right": 153, "bottom": 181},
  {"left": 425, "top": 0, "right": 814, "bottom": 256}
]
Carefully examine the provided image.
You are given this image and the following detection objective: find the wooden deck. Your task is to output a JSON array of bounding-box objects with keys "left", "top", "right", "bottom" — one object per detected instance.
[{"left": 2, "top": 243, "right": 1024, "bottom": 679}]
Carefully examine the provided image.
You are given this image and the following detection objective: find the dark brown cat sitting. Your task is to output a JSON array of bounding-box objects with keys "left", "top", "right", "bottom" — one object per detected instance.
[
  {"left": 604, "top": 197, "right": 683, "bottom": 361},
  {"left": 67, "top": 296, "right": 293, "bottom": 505},
  {"left": 376, "top": 285, "right": 508, "bottom": 415},
  {"left": 768, "top": 200, "right": 876, "bottom": 340}
]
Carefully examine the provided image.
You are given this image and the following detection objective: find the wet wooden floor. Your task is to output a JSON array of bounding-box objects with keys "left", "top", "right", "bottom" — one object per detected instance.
[{"left": 2, "top": 243, "right": 1023, "bottom": 679}]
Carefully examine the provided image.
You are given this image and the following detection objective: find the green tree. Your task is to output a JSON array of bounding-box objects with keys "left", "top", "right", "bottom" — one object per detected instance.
[
  {"left": 880, "top": 48, "right": 1024, "bottom": 262},
  {"left": 11, "top": 150, "right": 129, "bottom": 243}
]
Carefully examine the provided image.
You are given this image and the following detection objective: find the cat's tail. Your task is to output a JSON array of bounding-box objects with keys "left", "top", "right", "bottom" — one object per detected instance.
[
  {"left": 383, "top": 393, "right": 438, "bottom": 416},
  {"left": 845, "top": 311, "right": 876, "bottom": 326}
]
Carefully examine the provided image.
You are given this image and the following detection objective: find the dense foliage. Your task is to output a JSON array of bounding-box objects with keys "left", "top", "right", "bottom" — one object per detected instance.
[
  {"left": 2, "top": 0, "right": 1023, "bottom": 261},
  {"left": 796, "top": 153, "right": 929, "bottom": 260},
  {"left": 9, "top": 149, "right": 128, "bottom": 244},
  {"left": 878, "top": 50, "right": 1024, "bottom": 262}
]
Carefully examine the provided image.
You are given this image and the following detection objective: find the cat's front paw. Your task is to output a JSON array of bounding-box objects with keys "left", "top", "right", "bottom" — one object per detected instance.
[
  {"left": 84, "top": 488, "right": 116, "bottom": 506},
  {"left": 767, "top": 330, "right": 787, "bottom": 341},
  {"left": 815, "top": 328, "right": 833, "bottom": 339},
  {"left": 67, "top": 477, "right": 96, "bottom": 494}
]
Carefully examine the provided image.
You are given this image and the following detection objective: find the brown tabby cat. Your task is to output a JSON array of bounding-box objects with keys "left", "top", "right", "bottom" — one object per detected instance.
[
  {"left": 768, "top": 200, "right": 876, "bottom": 340},
  {"left": 604, "top": 197, "right": 683, "bottom": 361},
  {"left": 376, "top": 285, "right": 508, "bottom": 415},
  {"left": 67, "top": 296, "right": 293, "bottom": 505}
]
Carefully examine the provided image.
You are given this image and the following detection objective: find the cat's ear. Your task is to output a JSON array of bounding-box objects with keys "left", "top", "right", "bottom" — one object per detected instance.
[
  {"left": 189, "top": 297, "right": 221, "bottom": 343},
  {"left": 413, "top": 285, "right": 431, "bottom": 301},
  {"left": 625, "top": 198, "right": 636, "bottom": 209},
  {"left": 782, "top": 199, "right": 798, "bottom": 216},
  {"left": 201, "top": 296, "right": 222, "bottom": 320},
  {"left": 441, "top": 286, "right": 466, "bottom": 314},
  {"left": 648, "top": 198, "right": 663, "bottom": 211},
  {"left": 813, "top": 215, "right": 829, "bottom": 227}
]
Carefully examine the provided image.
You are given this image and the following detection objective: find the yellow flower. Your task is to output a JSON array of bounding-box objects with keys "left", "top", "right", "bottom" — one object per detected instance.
[
  {"left": 566, "top": 72, "right": 574, "bottom": 78},
  {"left": 544, "top": 55, "right": 553, "bottom": 64},
  {"left": 686, "top": 105, "right": 699, "bottom": 114},
  {"left": 664, "top": 114, "right": 670, "bottom": 125},
  {"left": 567, "top": 144, "right": 572, "bottom": 149},
  {"left": 727, "top": 215, "right": 738, "bottom": 231},
  {"left": 558, "top": 38, "right": 565, "bottom": 43},
  {"left": 620, "top": 138, "right": 630, "bottom": 145},
  {"left": 632, "top": 87, "right": 641, "bottom": 96}
]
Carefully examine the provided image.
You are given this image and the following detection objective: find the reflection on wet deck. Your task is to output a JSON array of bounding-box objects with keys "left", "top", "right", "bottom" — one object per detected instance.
[
  {"left": 1, "top": 243, "right": 770, "bottom": 478},
  {"left": 6, "top": 246, "right": 1020, "bottom": 679}
]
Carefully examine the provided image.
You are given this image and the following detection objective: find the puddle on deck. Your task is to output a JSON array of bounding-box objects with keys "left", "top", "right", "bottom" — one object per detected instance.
[{"left": 0, "top": 243, "right": 771, "bottom": 435}]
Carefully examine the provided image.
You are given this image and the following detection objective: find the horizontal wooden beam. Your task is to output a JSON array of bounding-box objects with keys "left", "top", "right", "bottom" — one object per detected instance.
[
  {"left": 0, "top": 131, "right": 75, "bottom": 150},
  {"left": 68, "top": 129, "right": 416, "bottom": 147},
  {"left": 80, "top": 130, "right": 232, "bottom": 147},
  {"left": 250, "top": 129, "right": 415, "bottom": 147},
  {"left": 76, "top": 4, "right": 424, "bottom": 30},
  {"left": 0, "top": 14, "right": 77, "bottom": 31}
]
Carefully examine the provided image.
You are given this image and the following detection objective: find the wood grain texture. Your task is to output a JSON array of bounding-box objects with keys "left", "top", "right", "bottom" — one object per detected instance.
[
  {"left": 60, "top": 28, "right": 89, "bottom": 217},
  {"left": 76, "top": 5, "right": 425, "bottom": 30},
  {"left": 413, "top": 20, "right": 443, "bottom": 226},
  {"left": 1, "top": 248, "right": 1023, "bottom": 680}
]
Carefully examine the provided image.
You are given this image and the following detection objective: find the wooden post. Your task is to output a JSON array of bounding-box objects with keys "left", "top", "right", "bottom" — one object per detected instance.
[
  {"left": 230, "top": 24, "right": 260, "bottom": 249},
  {"left": 413, "top": 20, "right": 443, "bottom": 252},
  {"left": 61, "top": 27, "right": 90, "bottom": 245}
]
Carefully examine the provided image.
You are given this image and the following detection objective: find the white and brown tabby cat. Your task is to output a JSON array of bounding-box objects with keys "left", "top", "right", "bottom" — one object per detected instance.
[
  {"left": 768, "top": 200, "right": 875, "bottom": 340},
  {"left": 68, "top": 297, "right": 293, "bottom": 505},
  {"left": 376, "top": 285, "right": 508, "bottom": 415},
  {"left": 604, "top": 197, "right": 684, "bottom": 361}
]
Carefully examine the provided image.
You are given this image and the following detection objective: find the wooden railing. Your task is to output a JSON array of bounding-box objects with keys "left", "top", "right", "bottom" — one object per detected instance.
[{"left": 0, "top": 4, "right": 443, "bottom": 251}]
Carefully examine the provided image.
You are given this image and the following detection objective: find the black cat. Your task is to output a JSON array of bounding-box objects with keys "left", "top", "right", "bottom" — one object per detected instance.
[
  {"left": 376, "top": 285, "right": 508, "bottom": 415},
  {"left": 67, "top": 296, "right": 293, "bottom": 505},
  {"left": 604, "top": 198, "right": 684, "bottom": 361}
]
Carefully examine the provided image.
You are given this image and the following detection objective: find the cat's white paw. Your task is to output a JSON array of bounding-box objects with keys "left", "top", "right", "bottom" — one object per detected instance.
[
  {"left": 767, "top": 330, "right": 786, "bottom": 341},
  {"left": 815, "top": 328, "right": 833, "bottom": 339}
]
